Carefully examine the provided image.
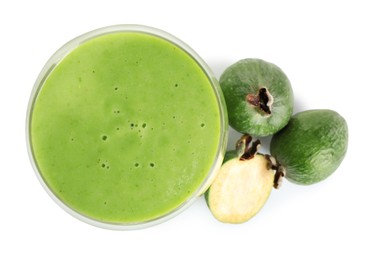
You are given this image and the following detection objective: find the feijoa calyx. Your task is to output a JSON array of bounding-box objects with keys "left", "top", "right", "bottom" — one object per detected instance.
[
  {"left": 270, "top": 109, "right": 348, "bottom": 185},
  {"left": 220, "top": 58, "right": 294, "bottom": 137},
  {"left": 206, "top": 135, "right": 284, "bottom": 224}
]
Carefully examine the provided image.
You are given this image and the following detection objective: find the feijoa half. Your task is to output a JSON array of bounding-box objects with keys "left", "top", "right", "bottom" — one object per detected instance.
[
  {"left": 270, "top": 109, "right": 348, "bottom": 185},
  {"left": 206, "top": 134, "right": 284, "bottom": 223},
  {"left": 219, "top": 58, "right": 294, "bottom": 137}
]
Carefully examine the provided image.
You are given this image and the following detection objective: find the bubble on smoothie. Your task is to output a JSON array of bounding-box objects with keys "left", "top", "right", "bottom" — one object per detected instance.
[
  {"left": 149, "top": 163, "right": 155, "bottom": 168},
  {"left": 174, "top": 83, "right": 178, "bottom": 88},
  {"left": 101, "top": 162, "right": 110, "bottom": 170},
  {"left": 134, "top": 162, "right": 139, "bottom": 167},
  {"left": 102, "top": 135, "right": 108, "bottom": 141},
  {"left": 201, "top": 123, "right": 205, "bottom": 128},
  {"left": 142, "top": 123, "right": 147, "bottom": 128}
]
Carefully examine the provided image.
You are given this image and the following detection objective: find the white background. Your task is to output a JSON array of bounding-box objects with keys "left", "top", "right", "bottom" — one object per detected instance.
[{"left": 1, "top": 0, "right": 369, "bottom": 259}]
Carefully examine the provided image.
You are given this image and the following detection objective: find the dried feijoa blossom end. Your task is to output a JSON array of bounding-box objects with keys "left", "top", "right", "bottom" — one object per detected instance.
[
  {"left": 205, "top": 134, "right": 281, "bottom": 224},
  {"left": 219, "top": 58, "right": 294, "bottom": 137},
  {"left": 270, "top": 109, "right": 348, "bottom": 185}
]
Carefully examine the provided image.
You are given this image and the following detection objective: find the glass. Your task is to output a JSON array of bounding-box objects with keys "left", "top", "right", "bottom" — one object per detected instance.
[{"left": 26, "top": 24, "right": 228, "bottom": 230}]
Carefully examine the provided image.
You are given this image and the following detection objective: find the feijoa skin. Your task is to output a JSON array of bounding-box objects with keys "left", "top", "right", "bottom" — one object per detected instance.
[
  {"left": 270, "top": 109, "right": 348, "bottom": 185},
  {"left": 223, "top": 150, "right": 238, "bottom": 163},
  {"left": 219, "top": 58, "right": 294, "bottom": 137}
]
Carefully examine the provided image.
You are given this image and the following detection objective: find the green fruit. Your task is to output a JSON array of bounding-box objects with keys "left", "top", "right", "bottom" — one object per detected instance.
[
  {"left": 270, "top": 109, "right": 348, "bottom": 185},
  {"left": 219, "top": 58, "right": 294, "bottom": 137}
]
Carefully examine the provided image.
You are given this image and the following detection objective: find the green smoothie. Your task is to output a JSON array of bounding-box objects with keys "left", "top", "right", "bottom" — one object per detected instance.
[{"left": 29, "top": 28, "right": 226, "bottom": 225}]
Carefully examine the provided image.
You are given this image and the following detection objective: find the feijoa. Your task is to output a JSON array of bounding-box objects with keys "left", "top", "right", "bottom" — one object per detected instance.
[
  {"left": 206, "top": 134, "right": 282, "bottom": 224},
  {"left": 219, "top": 58, "right": 294, "bottom": 137},
  {"left": 270, "top": 109, "right": 348, "bottom": 185}
]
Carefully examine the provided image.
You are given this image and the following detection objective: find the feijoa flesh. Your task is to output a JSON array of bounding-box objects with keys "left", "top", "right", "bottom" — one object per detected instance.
[
  {"left": 220, "top": 58, "right": 294, "bottom": 137},
  {"left": 270, "top": 109, "right": 348, "bottom": 185}
]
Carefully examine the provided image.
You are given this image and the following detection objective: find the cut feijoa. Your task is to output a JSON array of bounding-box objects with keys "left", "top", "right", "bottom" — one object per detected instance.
[
  {"left": 206, "top": 134, "right": 281, "bottom": 224},
  {"left": 219, "top": 58, "right": 294, "bottom": 137},
  {"left": 270, "top": 109, "right": 348, "bottom": 185},
  {"left": 207, "top": 155, "right": 274, "bottom": 223}
]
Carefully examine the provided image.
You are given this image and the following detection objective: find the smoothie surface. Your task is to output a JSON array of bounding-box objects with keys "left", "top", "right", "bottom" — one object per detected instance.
[{"left": 30, "top": 31, "right": 222, "bottom": 223}]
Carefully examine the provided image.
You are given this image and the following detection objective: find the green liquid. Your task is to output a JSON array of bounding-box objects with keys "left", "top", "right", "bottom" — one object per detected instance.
[{"left": 30, "top": 31, "right": 222, "bottom": 223}]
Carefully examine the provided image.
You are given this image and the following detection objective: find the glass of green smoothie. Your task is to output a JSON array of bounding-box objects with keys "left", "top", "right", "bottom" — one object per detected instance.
[{"left": 26, "top": 24, "right": 228, "bottom": 230}]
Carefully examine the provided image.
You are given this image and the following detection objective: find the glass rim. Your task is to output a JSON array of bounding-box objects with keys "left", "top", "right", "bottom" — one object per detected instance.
[{"left": 26, "top": 24, "right": 228, "bottom": 230}]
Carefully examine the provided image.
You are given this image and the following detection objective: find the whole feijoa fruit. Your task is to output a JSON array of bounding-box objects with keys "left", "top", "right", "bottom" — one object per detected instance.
[
  {"left": 270, "top": 109, "right": 348, "bottom": 185},
  {"left": 219, "top": 58, "right": 294, "bottom": 137}
]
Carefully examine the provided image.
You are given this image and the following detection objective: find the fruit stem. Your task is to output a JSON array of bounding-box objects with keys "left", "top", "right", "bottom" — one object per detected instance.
[
  {"left": 236, "top": 134, "right": 252, "bottom": 157},
  {"left": 236, "top": 134, "right": 261, "bottom": 161},
  {"left": 264, "top": 155, "right": 286, "bottom": 189},
  {"left": 273, "top": 165, "right": 286, "bottom": 189},
  {"left": 246, "top": 87, "right": 273, "bottom": 115},
  {"left": 240, "top": 140, "right": 261, "bottom": 161}
]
